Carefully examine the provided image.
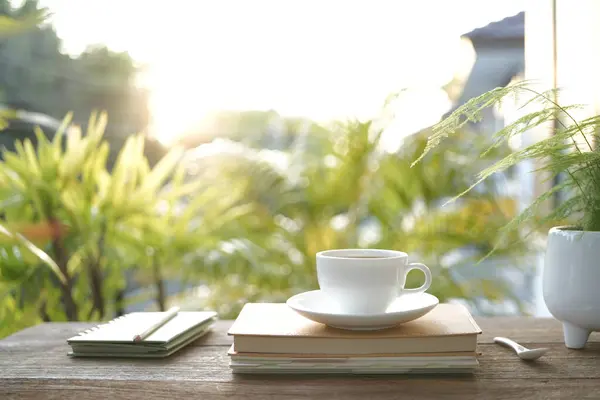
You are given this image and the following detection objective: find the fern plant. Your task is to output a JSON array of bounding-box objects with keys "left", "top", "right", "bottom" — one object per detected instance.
[{"left": 412, "top": 80, "right": 600, "bottom": 254}]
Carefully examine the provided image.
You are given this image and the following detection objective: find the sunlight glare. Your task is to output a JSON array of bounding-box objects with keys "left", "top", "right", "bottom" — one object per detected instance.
[{"left": 45, "top": 0, "right": 525, "bottom": 146}]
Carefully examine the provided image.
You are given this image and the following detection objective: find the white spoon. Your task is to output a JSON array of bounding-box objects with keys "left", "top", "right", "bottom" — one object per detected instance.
[{"left": 493, "top": 336, "right": 549, "bottom": 361}]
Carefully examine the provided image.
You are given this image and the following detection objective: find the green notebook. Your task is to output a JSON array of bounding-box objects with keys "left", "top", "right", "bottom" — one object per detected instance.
[{"left": 67, "top": 310, "right": 217, "bottom": 358}]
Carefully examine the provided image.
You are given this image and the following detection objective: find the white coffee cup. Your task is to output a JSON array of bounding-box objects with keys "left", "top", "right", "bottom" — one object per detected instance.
[{"left": 316, "top": 249, "right": 432, "bottom": 315}]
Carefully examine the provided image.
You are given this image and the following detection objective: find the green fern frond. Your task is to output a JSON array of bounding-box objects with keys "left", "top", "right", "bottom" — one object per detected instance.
[
  {"left": 478, "top": 182, "right": 574, "bottom": 261},
  {"left": 543, "top": 194, "right": 585, "bottom": 224},
  {"left": 536, "top": 151, "right": 600, "bottom": 175},
  {"left": 414, "top": 80, "right": 600, "bottom": 260},
  {"left": 505, "top": 181, "right": 573, "bottom": 234},
  {"left": 482, "top": 105, "right": 583, "bottom": 156},
  {"left": 411, "top": 80, "right": 533, "bottom": 167}
]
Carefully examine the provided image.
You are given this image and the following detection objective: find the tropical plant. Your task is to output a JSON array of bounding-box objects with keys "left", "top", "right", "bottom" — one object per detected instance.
[
  {"left": 411, "top": 80, "right": 598, "bottom": 254},
  {"left": 181, "top": 111, "right": 531, "bottom": 318},
  {"left": 0, "top": 112, "right": 256, "bottom": 338}
]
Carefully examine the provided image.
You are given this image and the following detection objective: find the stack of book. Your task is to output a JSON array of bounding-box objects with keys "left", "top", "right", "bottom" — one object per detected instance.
[{"left": 227, "top": 303, "right": 481, "bottom": 374}]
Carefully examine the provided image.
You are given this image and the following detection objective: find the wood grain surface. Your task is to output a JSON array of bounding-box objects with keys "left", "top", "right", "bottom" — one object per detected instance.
[{"left": 1, "top": 318, "right": 599, "bottom": 400}]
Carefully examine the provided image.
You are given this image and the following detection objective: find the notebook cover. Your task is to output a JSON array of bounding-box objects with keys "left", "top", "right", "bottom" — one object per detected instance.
[
  {"left": 227, "top": 303, "right": 481, "bottom": 339},
  {"left": 67, "top": 323, "right": 212, "bottom": 358},
  {"left": 69, "top": 322, "right": 214, "bottom": 353},
  {"left": 67, "top": 311, "right": 217, "bottom": 344}
]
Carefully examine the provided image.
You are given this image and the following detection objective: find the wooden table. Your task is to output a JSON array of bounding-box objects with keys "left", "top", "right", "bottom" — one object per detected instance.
[{"left": 1, "top": 318, "right": 599, "bottom": 399}]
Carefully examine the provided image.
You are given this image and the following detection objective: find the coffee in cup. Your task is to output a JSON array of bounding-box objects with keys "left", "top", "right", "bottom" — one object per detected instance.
[{"left": 316, "top": 249, "right": 432, "bottom": 314}]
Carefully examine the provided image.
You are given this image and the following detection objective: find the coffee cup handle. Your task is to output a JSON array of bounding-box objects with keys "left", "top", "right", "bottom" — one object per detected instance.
[{"left": 402, "top": 263, "right": 432, "bottom": 294}]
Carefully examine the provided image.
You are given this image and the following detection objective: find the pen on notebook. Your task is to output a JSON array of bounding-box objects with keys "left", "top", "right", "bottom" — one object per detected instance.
[{"left": 133, "top": 306, "right": 180, "bottom": 342}]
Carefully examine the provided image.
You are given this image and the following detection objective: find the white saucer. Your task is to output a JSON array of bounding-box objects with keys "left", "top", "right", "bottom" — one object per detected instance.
[{"left": 286, "top": 290, "right": 439, "bottom": 330}]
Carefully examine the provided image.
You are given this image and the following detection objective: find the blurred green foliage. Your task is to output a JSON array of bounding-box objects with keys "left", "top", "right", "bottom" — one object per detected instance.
[
  {"left": 0, "top": 112, "right": 260, "bottom": 338},
  {"left": 0, "top": 108, "right": 531, "bottom": 338},
  {"left": 0, "top": 0, "right": 532, "bottom": 339},
  {"left": 176, "top": 116, "right": 530, "bottom": 318}
]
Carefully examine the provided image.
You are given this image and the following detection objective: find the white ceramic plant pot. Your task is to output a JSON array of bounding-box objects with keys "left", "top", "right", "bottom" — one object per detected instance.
[{"left": 543, "top": 227, "right": 600, "bottom": 348}]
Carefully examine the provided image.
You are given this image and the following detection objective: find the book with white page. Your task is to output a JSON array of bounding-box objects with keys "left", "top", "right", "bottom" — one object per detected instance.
[{"left": 67, "top": 310, "right": 217, "bottom": 358}]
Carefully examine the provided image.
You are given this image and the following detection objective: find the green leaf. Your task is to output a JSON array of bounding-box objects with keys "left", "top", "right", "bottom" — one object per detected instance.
[
  {"left": 0, "top": 223, "right": 66, "bottom": 285},
  {"left": 23, "top": 139, "right": 41, "bottom": 177},
  {"left": 0, "top": 247, "right": 30, "bottom": 281},
  {"left": 3, "top": 152, "right": 33, "bottom": 182},
  {"left": 139, "top": 146, "right": 184, "bottom": 195},
  {"left": 52, "top": 112, "right": 73, "bottom": 154},
  {"left": 66, "top": 125, "right": 81, "bottom": 153},
  {"left": 107, "top": 135, "right": 141, "bottom": 208},
  {"left": 0, "top": 167, "right": 25, "bottom": 191}
]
